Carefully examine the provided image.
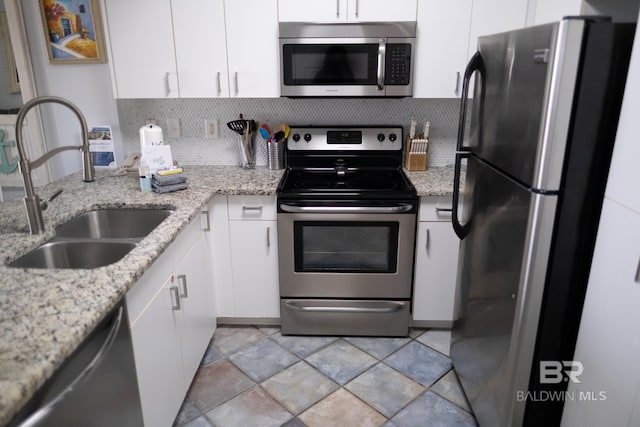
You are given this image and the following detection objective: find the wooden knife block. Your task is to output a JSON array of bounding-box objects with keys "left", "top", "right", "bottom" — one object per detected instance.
[{"left": 405, "top": 137, "right": 428, "bottom": 171}]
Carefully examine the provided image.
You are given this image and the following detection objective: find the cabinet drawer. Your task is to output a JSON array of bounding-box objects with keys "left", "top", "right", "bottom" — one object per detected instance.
[
  {"left": 227, "top": 195, "right": 277, "bottom": 220},
  {"left": 419, "top": 196, "right": 453, "bottom": 222}
]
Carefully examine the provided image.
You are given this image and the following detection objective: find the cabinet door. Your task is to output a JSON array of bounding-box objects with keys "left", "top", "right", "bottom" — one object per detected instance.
[
  {"left": 278, "top": 0, "right": 347, "bottom": 22},
  {"left": 172, "top": 0, "right": 229, "bottom": 97},
  {"left": 531, "top": 0, "right": 582, "bottom": 25},
  {"left": 229, "top": 220, "right": 280, "bottom": 317},
  {"left": 349, "top": 0, "right": 417, "bottom": 22},
  {"left": 414, "top": 0, "right": 472, "bottom": 98},
  {"left": 130, "top": 278, "right": 185, "bottom": 427},
  {"left": 561, "top": 200, "right": 640, "bottom": 426},
  {"left": 412, "top": 221, "right": 460, "bottom": 322},
  {"left": 467, "top": 0, "right": 528, "bottom": 59},
  {"left": 225, "top": 0, "right": 279, "bottom": 97},
  {"left": 174, "top": 235, "right": 214, "bottom": 385},
  {"left": 104, "top": 0, "right": 178, "bottom": 98}
]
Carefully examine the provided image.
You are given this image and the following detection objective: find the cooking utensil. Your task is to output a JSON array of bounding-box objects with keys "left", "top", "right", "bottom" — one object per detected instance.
[{"left": 227, "top": 119, "right": 246, "bottom": 135}]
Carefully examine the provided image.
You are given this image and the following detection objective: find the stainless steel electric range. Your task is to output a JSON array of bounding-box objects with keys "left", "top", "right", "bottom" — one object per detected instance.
[{"left": 277, "top": 126, "right": 417, "bottom": 336}]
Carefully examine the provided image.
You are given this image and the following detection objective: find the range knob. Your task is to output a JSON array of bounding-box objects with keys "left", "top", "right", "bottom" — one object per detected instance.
[
  {"left": 292, "top": 133, "right": 300, "bottom": 142},
  {"left": 377, "top": 133, "right": 385, "bottom": 142},
  {"left": 304, "top": 133, "right": 312, "bottom": 142},
  {"left": 389, "top": 133, "right": 397, "bottom": 142}
]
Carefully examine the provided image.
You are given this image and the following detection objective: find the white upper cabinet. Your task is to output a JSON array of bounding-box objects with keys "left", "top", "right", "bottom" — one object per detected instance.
[
  {"left": 278, "top": 0, "right": 417, "bottom": 22},
  {"left": 225, "top": 0, "right": 280, "bottom": 97},
  {"left": 530, "top": 0, "right": 582, "bottom": 25},
  {"left": 104, "top": 0, "right": 278, "bottom": 98},
  {"left": 172, "top": 0, "right": 229, "bottom": 98},
  {"left": 413, "top": 0, "right": 472, "bottom": 98},
  {"left": 104, "top": 0, "right": 178, "bottom": 98},
  {"left": 467, "top": 0, "right": 529, "bottom": 58}
]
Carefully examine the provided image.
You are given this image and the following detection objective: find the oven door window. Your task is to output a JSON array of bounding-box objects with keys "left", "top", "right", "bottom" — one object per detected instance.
[
  {"left": 294, "top": 221, "right": 399, "bottom": 273},
  {"left": 282, "top": 44, "right": 378, "bottom": 86}
]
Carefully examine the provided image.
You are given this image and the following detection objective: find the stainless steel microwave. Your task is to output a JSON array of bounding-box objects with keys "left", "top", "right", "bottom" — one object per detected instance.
[{"left": 279, "top": 22, "right": 416, "bottom": 97}]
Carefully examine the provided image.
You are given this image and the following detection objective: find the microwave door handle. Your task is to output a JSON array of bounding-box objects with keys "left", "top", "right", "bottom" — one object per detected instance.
[{"left": 377, "top": 39, "right": 386, "bottom": 91}]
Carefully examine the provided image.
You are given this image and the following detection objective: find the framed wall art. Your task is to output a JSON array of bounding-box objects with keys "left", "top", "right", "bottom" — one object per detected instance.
[
  {"left": 38, "top": 0, "right": 106, "bottom": 64},
  {"left": 0, "top": 12, "right": 20, "bottom": 93}
]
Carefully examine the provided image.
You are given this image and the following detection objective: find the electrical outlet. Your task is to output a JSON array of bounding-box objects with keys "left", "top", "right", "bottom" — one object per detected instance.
[
  {"left": 205, "top": 119, "right": 219, "bottom": 139},
  {"left": 166, "top": 118, "right": 181, "bottom": 138}
]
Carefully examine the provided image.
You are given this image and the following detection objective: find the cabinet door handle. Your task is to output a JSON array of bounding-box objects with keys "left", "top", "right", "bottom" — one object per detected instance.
[
  {"left": 336, "top": 0, "right": 340, "bottom": 18},
  {"left": 436, "top": 207, "right": 453, "bottom": 218},
  {"left": 454, "top": 71, "right": 461, "bottom": 95},
  {"left": 165, "top": 72, "right": 178, "bottom": 97},
  {"left": 216, "top": 71, "right": 221, "bottom": 96},
  {"left": 355, "top": 0, "right": 359, "bottom": 17},
  {"left": 635, "top": 256, "right": 640, "bottom": 283},
  {"left": 170, "top": 286, "right": 181, "bottom": 310},
  {"left": 267, "top": 227, "right": 271, "bottom": 248},
  {"left": 177, "top": 274, "right": 188, "bottom": 298},
  {"left": 242, "top": 205, "right": 263, "bottom": 214},
  {"left": 234, "top": 72, "right": 239, "bottom": 96},
  {"left": 202, "top": 210, "right": 211, "bottom": 231},
  {"left": 425, "top": 228, "right": 430, "bottom": 254}
]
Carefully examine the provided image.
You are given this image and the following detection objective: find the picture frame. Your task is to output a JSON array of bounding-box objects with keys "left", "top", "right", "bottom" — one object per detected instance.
[
  {"left": 38, "top": 0, "right": 106, "bottom": 64},
  {"left": 0, "top": 12, "right": 20, "bottom": 93}
]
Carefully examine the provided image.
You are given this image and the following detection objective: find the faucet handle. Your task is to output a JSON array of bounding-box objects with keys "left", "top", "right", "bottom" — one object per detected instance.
[{"left": 40, "top": 188, "right": 63, "bottom": 211}]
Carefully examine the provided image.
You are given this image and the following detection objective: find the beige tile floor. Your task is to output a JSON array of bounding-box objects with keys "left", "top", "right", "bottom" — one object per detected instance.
[{"left": 173, "top": 326, "right": 477, "bottom": 427}]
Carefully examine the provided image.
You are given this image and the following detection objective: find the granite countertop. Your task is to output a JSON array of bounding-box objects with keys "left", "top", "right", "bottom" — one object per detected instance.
[{"left": 0, "top": 165, "right": 456, "bottom": 425}]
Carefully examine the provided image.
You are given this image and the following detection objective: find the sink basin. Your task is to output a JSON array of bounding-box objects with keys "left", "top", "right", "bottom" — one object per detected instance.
[
  {"left": 55, "top": 208, "right": 173, "bottom": 239},
  {"left": 8, "top": 240, "right": 137, "bottom": 269}
]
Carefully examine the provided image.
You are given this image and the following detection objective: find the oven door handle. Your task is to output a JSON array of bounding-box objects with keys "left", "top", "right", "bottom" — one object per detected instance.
[
  {"left": 284, "top": 301, "right": 406, "bottom": 313},
  {"left": 279, "top": 204, "right": 413, "bottom": 214}
]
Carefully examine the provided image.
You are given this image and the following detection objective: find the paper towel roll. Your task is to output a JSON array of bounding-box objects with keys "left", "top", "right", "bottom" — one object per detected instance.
[{"left": 139, "top": 124, "right": 163, "bottom": 149}]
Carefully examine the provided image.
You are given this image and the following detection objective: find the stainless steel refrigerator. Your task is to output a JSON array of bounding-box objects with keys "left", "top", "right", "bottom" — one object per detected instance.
[{"left": 450, "top": 17, "right": 635, "bottom": 427}]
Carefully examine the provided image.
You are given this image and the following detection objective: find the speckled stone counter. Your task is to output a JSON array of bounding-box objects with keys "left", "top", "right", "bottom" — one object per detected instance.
[
  {"left": 405, "top": 166, "right": 461, "bottom": 196},
  {"left": 0, "top": 165, "right": 283, "bottom": 426},
  {"left": 0, "top": 164, "right": 456, "bottom": 425}
]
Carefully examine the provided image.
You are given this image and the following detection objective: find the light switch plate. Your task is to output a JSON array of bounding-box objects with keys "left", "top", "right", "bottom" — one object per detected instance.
[{"left": 166, "top": 118, "right": 181, "bottom": 138}]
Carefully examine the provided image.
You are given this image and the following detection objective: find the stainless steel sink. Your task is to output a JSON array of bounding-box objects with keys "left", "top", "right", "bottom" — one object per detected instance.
[
  {"left": 55, "top": 208, "right": 173, "bottom": 239},
  {"left": 8, "top": 208, "right": 173, "bottom": 269},
  {"left": 8, "top": 240, "right": 138, "bottom": 269}
]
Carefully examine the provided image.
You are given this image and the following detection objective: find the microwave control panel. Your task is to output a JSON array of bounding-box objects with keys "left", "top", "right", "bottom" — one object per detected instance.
[{"left": 385, "top": 43, "right": 412, "bottom": 86}]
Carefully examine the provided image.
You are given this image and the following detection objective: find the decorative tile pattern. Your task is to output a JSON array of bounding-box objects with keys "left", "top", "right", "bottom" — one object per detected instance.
[
  {"left": 270, "top": 332, "right": 338, "bottom": 358},
  {"left": 417, "top": 328, "right": 452, "bottom": 356},
  {"left": 344, "top": 336, "right": 411, "bottom": 360},
  {"left": 206, "top": 386, "right": 293, "bottom": 427},
  {"left": 430, "top": 369, "right": 472, "bottom": 413},
  {"left": 186, "top": 359, "right": 254, "bottom": 412},
  {"left": 199, "top": 345, "right": 224, "bottom": 366},
  {"left": 261, "top": 361, "right": 339, "bottom": 415},
  {"left": 299, "top": 388, "right": 387, "bottom": 427},
  {"left": 305, "top": 340, "right": 378, "bottom": 385},
  {"left": 210, "top": 325, "right": 268, "bottom": 356},
  {"left": 345, "top": 363, "right": 425, "bottom": 418},
  {"left": 174, "top": 326, "right": 477, "bottom": 426},
  {"left": 228, "top": 339, "right": 299, "bottom": 382},
  {"left": 389, "top": 391, "right": 477, "bottom": 427},
  {"left": 117, "top": 98, "right": 460, "bottom": 168},
  {"left": 384, "top": 341, "right": 452, "bottom": 387}
]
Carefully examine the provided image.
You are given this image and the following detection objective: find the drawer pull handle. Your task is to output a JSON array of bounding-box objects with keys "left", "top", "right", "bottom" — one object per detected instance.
[
  {"left": 435, "top": 207, "right": 453, "bottom": 213},
  {"left": 635, "top": 256, "right": 640, "bottom": 283},
  {"left": 426, "top": 228, "right": 430, "bottom": 254},
  {"left": 170, "top": 286, "right": 181, "bottom": 311},
  {"left": 177, "top": 274, "right": 188, "bottom": 298},
  {"left": 202, "top": 210, "right": 211, "bottom": 231},
  {"left": 266, "top": 227, "right": 271, "bottom": 248}
]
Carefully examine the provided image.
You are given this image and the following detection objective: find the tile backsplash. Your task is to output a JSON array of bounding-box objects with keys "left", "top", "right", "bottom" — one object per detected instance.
[{"left": 116, "top": 98, "right": 460, "bottom": 167}]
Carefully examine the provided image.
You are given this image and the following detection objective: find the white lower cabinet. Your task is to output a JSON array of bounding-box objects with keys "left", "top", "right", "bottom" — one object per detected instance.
[
  {"left": 227, "top": 196, "right": 280, "bottom": 318},
  {"left": 412, "top": 196, "right": 460, "bottom": 324},
  {"left": 126, "top": 215, "right": 215, "bottom": 427}
]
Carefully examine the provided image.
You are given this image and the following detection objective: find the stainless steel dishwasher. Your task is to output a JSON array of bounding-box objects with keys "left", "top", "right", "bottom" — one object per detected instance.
[{"left": 8, "top": 301, "right": 143, "bottom": 427}]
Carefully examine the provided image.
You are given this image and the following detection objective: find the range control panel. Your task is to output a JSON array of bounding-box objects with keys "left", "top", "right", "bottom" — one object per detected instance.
[{"left": 287, "top": 126, "right": 403, "bottom": 151}]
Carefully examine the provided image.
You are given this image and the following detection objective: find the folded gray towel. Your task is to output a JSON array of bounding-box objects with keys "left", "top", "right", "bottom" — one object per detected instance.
[
  {"left": 152, "top": 172, "right": 187, "bottom": 186},
  {"left": 152, "top": 182, "right": 188, "bottom": 193}
]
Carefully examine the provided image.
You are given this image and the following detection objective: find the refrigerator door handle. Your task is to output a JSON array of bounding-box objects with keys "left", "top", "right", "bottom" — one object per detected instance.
[
  {"left": 452, "top": 152, "right": 471, "bottom": 239},
  {"left": 457, "top": 51, "right": 485, "bottom": 152}
]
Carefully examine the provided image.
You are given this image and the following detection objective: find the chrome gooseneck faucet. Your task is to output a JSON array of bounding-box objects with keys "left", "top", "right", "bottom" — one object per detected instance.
[{"left": 15, "top": 96, "right": 95, "bottom": 234}]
